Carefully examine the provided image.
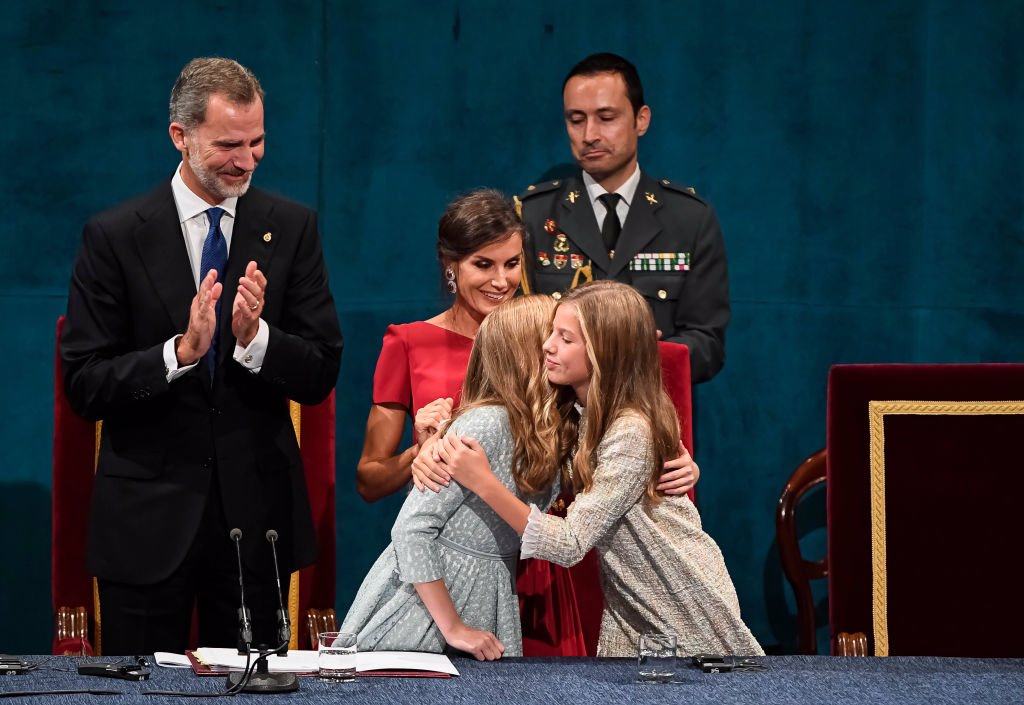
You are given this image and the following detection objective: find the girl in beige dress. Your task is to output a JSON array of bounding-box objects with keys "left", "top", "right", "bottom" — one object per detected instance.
[{"left": 430, "top": 280, "right": 763, "bottom": 657}]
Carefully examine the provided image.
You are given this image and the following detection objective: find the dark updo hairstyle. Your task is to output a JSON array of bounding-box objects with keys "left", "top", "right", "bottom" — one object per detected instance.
[{"left": 436, "top": 189, "right": 526, "bottom": 284}]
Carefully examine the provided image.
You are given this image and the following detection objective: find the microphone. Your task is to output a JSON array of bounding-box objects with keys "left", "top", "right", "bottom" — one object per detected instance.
[
  {"left": 230, "top": 528, "right": 252, "bottom": 654},
  {"left": 265, "top": 529, "right": 291, "bottom": 654}
]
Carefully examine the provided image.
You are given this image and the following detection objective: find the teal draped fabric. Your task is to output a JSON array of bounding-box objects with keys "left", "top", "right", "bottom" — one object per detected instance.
[{"left": 1, "top": 0, "right": 1021, "bottom": 653}]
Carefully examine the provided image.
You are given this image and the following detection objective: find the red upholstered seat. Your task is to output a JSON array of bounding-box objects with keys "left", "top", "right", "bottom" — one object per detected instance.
[
  {"left": 51, "top": 316, "right": 338, "bottom": 653},
  {"left": 827, "top": 363, "right": 1024, "bottom": 657}
]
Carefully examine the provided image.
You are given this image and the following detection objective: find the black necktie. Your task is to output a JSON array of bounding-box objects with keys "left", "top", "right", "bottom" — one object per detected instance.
[
  {"left": 200, "top": 207, "right": 228, "bottom": 382},
  {"left": 598, "top": 192, "right": 622, "bottom": 254}
]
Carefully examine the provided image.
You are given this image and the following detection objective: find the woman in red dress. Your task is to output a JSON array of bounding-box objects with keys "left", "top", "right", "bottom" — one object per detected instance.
[{"left": 355, "top": 189, "right": 590, "bottom": 655}]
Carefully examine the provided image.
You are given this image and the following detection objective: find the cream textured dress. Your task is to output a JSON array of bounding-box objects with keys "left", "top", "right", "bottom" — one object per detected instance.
[{"left": 521, "top": 411, "right": 763, "bottom": 657}]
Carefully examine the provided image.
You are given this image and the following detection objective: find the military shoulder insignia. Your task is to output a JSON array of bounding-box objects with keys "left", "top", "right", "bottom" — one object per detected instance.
[
  {"left": 659, "top": 178, "right": 707, "bottom": 204},
  {"left": 518, "top": 179, "right": 561, "bottom": 201}
]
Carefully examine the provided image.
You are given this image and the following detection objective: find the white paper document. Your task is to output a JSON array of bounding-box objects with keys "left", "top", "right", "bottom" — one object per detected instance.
[
  {"left": 358, "top": 650, "right": 460, "bottom": 676},
  {"left": 193, "top": 648, "right": 459, "bottom": 676},
  {"left": 154, "top": 652, "right": 193, "bottom": 668}
]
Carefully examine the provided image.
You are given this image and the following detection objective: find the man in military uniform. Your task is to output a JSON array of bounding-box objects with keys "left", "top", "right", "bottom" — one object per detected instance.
[{"left": 518, "top": 53, "right": 729, "bottom": 383}]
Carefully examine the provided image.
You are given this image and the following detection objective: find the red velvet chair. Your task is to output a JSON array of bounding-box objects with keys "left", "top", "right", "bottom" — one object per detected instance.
[
  {"left": 52, "top": 316, "right": 337, "bottom": 653},
  {"left": 827, "top": 363, "right": 1024, "bottom": 657},
  {"left": 566, "top": 341, "right": 694, "bottom": 655}
]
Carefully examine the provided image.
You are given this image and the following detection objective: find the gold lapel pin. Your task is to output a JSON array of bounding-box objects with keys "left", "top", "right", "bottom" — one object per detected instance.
[
  {"left": 263, "top": 232, "right": 272, "bottom": 242},
  {"left": 645, "top": 192, "right": 658, "bottom": 205},
  {"left": 567, "top": 190, "right": 579, "bottom": 204}
]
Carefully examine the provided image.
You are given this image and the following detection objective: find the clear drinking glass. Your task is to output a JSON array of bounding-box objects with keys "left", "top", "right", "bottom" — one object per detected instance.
[
  {"left": 637, "top": 632, "right": 677, "bottom": 683},
  {"left": 317, "top": 631, "right": 357, "bottom": 682}
]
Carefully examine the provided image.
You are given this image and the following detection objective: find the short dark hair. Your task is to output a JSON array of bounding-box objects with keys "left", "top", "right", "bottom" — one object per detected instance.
[
  {"left": 437, "top": 189, "right": 525, "bottom": 275},
  {"left": 562, "top": 53, "right": 645, "bottom": 116}
]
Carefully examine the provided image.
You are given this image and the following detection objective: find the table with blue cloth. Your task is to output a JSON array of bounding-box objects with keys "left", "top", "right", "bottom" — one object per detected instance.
[{"left": 1, "top": 656, "right": 1021, "bottom": 704}]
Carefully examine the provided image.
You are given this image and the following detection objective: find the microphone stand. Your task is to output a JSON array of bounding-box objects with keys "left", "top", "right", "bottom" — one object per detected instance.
[{"left": 224, "top": 529, "right": 299, "bottom": 694}]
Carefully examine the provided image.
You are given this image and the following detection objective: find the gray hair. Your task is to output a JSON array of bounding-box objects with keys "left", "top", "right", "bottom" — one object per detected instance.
[{"left": 169, "top": 57, "right": 264, "bottom": 131}]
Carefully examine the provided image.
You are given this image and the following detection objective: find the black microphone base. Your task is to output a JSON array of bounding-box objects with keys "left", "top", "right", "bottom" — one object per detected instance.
[{"left": 226, "top": 669, "right": 299, "bottom": 693}]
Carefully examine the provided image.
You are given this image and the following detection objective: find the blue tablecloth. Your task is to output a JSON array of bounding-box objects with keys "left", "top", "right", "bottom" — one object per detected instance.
[{"left": 1, "top": 656, "right": 1022, "bottom": 704}]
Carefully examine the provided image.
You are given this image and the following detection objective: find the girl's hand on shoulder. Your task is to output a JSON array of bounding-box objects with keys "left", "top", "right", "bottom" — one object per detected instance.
[
  {"left": 437, "top": 434, "right": 493, "bottom": 494},
  {"left": 414, "top": 397, "right": 454, "bottom": 441},
  {"left": 656, "top": 441, "right": 700, "bottom": 495},
  {"left": 410, "top": 436, "right": 451, "bottom": 493},
  {"left": 443, "top": 622, "right": 505, "bottom": 661}
]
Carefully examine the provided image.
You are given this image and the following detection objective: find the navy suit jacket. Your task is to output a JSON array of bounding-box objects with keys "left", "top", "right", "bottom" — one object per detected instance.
[{"left": 60, "top": 179, "right": 343, "bottom": 585}]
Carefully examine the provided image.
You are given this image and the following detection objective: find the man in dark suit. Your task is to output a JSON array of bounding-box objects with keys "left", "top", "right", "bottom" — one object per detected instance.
[
  {"left": 519, "top": 53, "right": 729, "bottom": 383},
  {"left": 60, "top": 58, "right": 343, "bottom": 654}
]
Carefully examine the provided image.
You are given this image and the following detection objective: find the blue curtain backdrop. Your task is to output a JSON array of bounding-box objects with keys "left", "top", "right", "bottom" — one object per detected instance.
[{"left": 2, "top": 0, "right": 1021, "bottom": 654}]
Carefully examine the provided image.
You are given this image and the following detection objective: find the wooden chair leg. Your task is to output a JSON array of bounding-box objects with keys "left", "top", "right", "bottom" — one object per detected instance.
[
  {"left": 306, "top": 608, "right": 338, "bottom": 649},
  {"left": 55, "top": 606, "right": 93, "bottom": 656},
  {"left": 835, "top": 631, "right": 868, "bottom": 656}
]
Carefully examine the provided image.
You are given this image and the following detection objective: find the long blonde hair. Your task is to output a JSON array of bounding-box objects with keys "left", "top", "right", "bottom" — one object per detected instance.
[
  {"left": 558, "top": 281, "right": 680, "bottom": 503},
  {"left": 452, "top": 295, "right": 564, "bottom": 494}
]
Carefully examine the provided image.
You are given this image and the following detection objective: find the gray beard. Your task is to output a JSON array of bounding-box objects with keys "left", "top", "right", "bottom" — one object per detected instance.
[{"left": 188, "top": 150, "right": 252, "bottom": 200}]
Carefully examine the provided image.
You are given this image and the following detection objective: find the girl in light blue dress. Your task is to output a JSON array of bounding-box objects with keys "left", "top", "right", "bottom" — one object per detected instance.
[{"left": 341, "top": 296, "right": 564, "bottom": 660}]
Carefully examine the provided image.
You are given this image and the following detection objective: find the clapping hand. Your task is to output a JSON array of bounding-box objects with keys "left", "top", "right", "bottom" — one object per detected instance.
[
  {"left": 176, "top": 268, "right": 222, "bottom": 365},
  {"left": 231, "top": 260, "right": 266, "bottom": 347}
]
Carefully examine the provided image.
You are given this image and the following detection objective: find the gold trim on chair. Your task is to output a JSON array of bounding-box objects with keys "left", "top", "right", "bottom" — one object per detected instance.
[
  {"left": 867, "top": 400, "right": 1024, "bottom": 656},
  {"left": 287, "top": 401, "right": 303, "bottom": 651}
]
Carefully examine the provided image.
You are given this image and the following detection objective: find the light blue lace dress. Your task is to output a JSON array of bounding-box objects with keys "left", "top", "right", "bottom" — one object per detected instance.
[{"left": 341, "top": 405, "right": 558, "bottom": 655}]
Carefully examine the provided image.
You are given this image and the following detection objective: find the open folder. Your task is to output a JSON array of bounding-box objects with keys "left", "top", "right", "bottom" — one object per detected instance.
[{"left": 185, "top": 648, "right": 460, "bottom": 678}]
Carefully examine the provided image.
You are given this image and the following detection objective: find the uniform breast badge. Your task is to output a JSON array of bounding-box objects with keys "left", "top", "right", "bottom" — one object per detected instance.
[
  {"left": 538, "top": 252, "right": 552, "bottom": 267},
  {"left": 570, "top": 253, "right": 582, "bottom": 269},
  {"left": 553, "top": 254, "right": 568, "bottom": 270},
  {"left": 544, "top": 218, "right": 557, "bottom": 233},
  {"left": 553, "top": 233, "right": 570, "bottom": 252}
]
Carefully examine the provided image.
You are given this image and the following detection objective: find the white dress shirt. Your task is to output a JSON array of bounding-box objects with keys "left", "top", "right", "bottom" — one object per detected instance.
[
  {"left": 583, "top": 163, "right": 642, "bottom": 231},
  {"left": 162, "top": 165, "right": 268, "bottom": 380}
]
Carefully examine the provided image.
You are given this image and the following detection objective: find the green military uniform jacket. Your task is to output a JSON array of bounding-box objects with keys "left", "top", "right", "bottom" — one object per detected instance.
[{"left": 519, "top": 170, "right": 729, "bottom": 383}]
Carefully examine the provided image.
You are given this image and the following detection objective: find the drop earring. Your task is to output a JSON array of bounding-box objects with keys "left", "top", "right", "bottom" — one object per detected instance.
[{"left": 445, "top": 268, "right": 457, "bottom": 294}]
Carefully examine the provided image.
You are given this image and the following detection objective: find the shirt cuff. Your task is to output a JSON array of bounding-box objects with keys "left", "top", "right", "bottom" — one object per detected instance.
[
  {"left": 233, "top": 319, "right": 268, "bottom": 373},
  {"left": 164, "top": 336, "right": 198, "bottom": 383},
  {"left": 519, "top": 504, "right": 547, "bottom": 559}
]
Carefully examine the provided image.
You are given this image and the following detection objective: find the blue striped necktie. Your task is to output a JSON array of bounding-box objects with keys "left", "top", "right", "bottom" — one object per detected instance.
[{"left": 200, "top": 207, "right": 228, "bottom": 382}]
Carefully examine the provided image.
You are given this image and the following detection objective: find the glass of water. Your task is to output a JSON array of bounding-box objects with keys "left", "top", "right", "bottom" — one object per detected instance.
[
  {"left": 638, "top": 633, "right": 677, "bottom": 683},
  {"left": 318, "top": 631, "right": 357, "bottom": 682}
]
